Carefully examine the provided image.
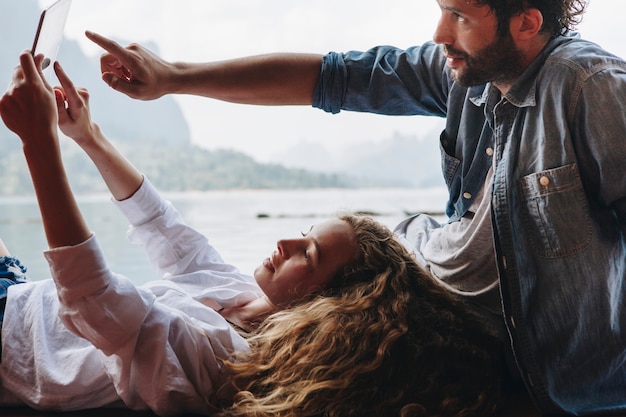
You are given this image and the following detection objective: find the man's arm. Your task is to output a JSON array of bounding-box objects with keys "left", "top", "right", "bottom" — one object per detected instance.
[{"left": 86, "top": 31, "right": 322, "bottom": 104}]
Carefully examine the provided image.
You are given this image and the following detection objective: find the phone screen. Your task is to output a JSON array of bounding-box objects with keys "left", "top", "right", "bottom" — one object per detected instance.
[{"left": 31, "top": 0, "right": 72, "bottom": 74}]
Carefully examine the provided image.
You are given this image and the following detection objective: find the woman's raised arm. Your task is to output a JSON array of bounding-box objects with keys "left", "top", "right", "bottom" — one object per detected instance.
[{"left": 0, "top": 52, "right": 89, "bottom": 249}]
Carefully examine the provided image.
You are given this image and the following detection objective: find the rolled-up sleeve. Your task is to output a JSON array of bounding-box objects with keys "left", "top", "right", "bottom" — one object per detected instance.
[
  {"left": 44, "top": 236, "right": 242, "bottom": 415},
  {"left": 313, "top": 42, "right": 451, "bottom": 117},
  {"left": 312, "top": 52, "right": 347, "bottom": 114},
  {"left": 45, "top": 235, "right": 153, "bottom": 354}
]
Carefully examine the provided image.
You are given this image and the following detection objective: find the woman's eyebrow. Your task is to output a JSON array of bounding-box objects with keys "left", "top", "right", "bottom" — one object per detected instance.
[{"left": 301, "top": 225, "right": 314, "bottom": 236}]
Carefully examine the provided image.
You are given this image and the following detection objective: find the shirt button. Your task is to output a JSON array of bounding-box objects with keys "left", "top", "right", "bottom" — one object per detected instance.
[
  {"left": 539, "top": 176, "right": 550, "bottom": 186},
  {"left": 486, "top": 147, "right": 494, "bottom": 156},
  {"left": 509, "top": 316, "right": 516, "bottom": 329},
  {"left": 463, "top": 192, "right": 472, "bottom": 199}
]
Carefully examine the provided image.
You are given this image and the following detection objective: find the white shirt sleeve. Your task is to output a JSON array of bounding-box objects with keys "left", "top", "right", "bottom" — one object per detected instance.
[
  {"left": 44, "top": 235, "right": 245, "bottom": 415},
  {"left": 112, "top": 177, "right": 242, "bottom": 278}
]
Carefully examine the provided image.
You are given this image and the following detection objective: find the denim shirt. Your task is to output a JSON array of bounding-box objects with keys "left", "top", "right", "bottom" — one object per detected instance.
[{"left": 313, "top": 36, "right": 626, "bottom": 414}]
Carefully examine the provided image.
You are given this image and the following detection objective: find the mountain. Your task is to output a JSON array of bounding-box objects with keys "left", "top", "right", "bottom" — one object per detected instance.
[
  {"left": 341, "top": 131, "right": 445, "bottom": 187},
  {"left": 0, "top": 1, "right": 446, "bottom": 195},
  {"left": 272, "top": 130, "right": 446, "bottom": 188},
  {"left": 0, "top": 0, "right": 190, "bottom": 148},
  {"left": 0, "top": 0, "right": 349, "bottom": 195}
]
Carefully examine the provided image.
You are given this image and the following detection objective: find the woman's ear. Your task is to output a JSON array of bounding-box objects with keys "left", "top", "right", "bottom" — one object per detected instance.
[{"left": 511, "top": 7, "right": 544, "bottom": 41}]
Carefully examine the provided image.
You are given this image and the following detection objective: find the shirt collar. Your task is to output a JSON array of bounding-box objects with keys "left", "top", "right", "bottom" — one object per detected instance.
[{"left": 506, "top": 34, "right": 579, "bottom": 107}]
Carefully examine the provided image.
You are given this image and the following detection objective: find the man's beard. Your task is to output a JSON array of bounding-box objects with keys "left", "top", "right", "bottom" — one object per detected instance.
[{"left": 444, "top": 33, "right": 525, "bottom": 87}]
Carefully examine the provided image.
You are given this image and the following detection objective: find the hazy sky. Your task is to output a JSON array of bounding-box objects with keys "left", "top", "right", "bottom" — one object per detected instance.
[{"left": 39, "top": 0, "right": 626, "bottom": 162}]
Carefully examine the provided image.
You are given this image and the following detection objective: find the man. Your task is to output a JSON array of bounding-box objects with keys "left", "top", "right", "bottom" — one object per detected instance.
[{"left": 86, "top": 0, "right": 626, "bottom": 414}]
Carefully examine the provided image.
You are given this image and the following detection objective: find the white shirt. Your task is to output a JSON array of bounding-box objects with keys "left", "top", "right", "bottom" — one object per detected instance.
[{"left": 0, "top": 178, "right": 264, "bottom": 415}]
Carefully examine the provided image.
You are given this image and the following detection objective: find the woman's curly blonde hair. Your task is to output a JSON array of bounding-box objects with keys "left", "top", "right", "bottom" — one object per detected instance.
[{"left": 218, "top": 214, "right": 505, "bottom": 417}]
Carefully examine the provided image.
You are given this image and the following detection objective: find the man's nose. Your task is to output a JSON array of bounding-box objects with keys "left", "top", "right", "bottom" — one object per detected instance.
[{"left": 433, "top": 17, "right": 453, "bottom": 45}]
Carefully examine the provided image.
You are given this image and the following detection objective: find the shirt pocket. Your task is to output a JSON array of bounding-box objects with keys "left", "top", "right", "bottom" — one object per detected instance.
[
  {"left": 519, "top": 163, "right": 592, "bottom": 259},
  {"left": 440, "top": 131, "right": 460, "bottom": 188}
]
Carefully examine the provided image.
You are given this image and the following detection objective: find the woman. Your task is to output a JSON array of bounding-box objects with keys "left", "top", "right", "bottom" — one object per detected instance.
[
  {"left": 0, "top": 53, "right": 505, "bottom": 417},
  {"left": 219, "top": 220, "right": 507, "bottom": 417}
]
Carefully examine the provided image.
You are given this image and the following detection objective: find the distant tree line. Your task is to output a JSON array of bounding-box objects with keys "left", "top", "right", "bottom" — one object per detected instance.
[{"left": 0, "top": 140, "right": 352, "bottom": 197}]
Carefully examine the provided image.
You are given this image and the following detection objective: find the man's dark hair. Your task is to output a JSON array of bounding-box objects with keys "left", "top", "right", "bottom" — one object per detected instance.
[{"left": 475, "top": 0, "right": 588, "bottom": 37}]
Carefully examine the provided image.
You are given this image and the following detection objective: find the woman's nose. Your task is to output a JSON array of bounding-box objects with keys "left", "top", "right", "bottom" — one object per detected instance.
[
  {"left": 277, "top": 239, "right": 292, "bottom": 258},
  {"left": 277, "top": 238, "right": 302, "bottom": 259}
]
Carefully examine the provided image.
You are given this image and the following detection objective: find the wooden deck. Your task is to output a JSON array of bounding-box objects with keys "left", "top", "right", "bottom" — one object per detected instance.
[
  {"left": 0, "top": 392, "right": 544, "bottom": 417},
  {"left": 3, "top": 391, "right": 626, "bottom": 417}
]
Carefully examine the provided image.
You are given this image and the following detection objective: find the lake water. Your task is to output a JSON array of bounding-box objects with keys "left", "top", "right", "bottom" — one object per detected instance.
[{"left": 0, "top": 188, "right": 448, "bottom": 285}]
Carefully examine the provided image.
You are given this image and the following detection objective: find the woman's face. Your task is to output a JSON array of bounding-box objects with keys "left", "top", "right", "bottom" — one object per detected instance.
[{"left": 254, "top": 219, "right": 359, "bottom": 307}]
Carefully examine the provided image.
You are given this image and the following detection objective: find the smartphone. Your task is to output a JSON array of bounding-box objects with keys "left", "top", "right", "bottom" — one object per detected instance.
[{"left": 31, "top": 0, "right": 72, "bottom": 74}]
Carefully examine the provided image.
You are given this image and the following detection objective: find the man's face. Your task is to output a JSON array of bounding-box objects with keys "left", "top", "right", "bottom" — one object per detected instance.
[{"left": 433, "top": 0, "right": 525, "bottom": 87}]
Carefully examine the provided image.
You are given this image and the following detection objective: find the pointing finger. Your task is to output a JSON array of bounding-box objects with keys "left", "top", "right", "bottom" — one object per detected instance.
[
  {"left": 85, "top": 30, "right": 134, "bottom": 66},
  {"left": 53, "top": 62, "right": 84, "bottom": 108}
]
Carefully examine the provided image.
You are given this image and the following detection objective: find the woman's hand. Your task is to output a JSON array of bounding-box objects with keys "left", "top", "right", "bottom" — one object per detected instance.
[
  {"left": 53, "top": 61, "right": 100, "bottom": 147},
  {"left": 0, "top": 52, "right": 91, "bottom": 249},
  {"left": 51, "top": 59, "right": 144, "bottom": 202},
  {"left": 0, "top": 52, "right": 58, "bottom": 147}
]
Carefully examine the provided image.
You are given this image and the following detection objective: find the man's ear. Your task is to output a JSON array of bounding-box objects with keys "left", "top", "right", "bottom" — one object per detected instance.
[{"left": 511, "top": 8, "right": 544, "bottom": 41}]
